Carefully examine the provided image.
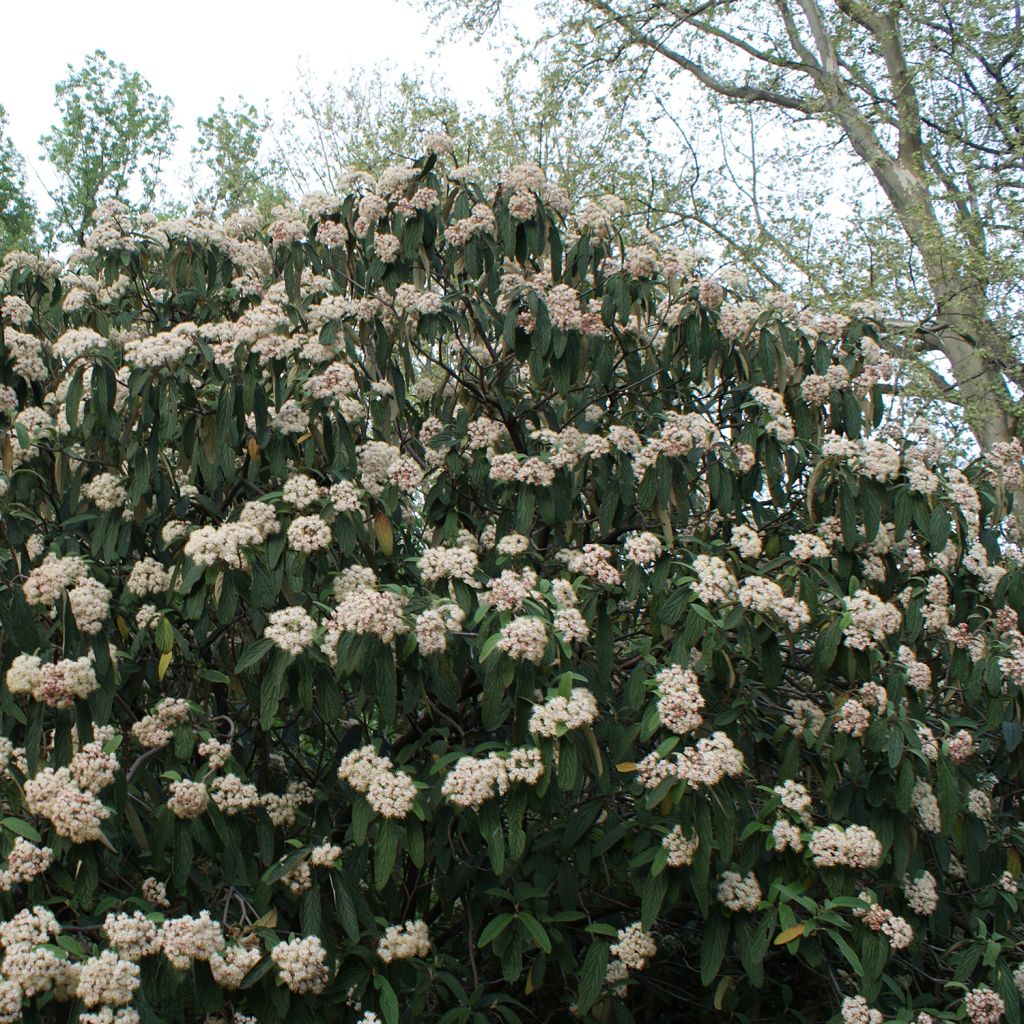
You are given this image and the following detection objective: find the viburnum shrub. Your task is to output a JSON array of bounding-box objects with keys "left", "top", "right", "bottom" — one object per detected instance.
[{"left": 0, "top": 139, "right": 1023, "bottom": 1024}]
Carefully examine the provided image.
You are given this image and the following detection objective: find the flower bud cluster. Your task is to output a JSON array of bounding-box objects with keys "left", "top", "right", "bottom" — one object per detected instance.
[
  {"left": 376, "top": 919, "right": 430, "bottom": 963},
  {"left": 337, "top": 745, "right": 417, "bottom": 819}
]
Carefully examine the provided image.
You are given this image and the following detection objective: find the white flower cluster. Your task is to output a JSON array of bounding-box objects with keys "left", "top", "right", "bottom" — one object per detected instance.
[
  {"left": 132, "top": 698, "right": 191, "bottom": 748},
  {"left": 655, "top": 664, "right": 704, "bottom": 734},
  {"left": 633, "top": 410, "right": 719, "bottom": 478},
  {"left": 281, "top": 474, "right": 322, "bottom": 508},
  {"left": 210, "top": 944, "right": 262, "bottom": 990},
  {"left": 269, "top": 400, "right": 309, "bottom": 435},
  {"left": 691, "top": 554, "right": 737, "bottom": 605},
  {"left": 967, "top": 787, "right": 992, "bottom": 819},
  {"left": 772, "top": 818, "right": 804, "bottom": 852},
  {"left": 489, "top": 451, "right": 556, "bottom": 488},
  {"left": 207, "top": 774, "right": 255, "bottom": 815},
  {"left": 529, "top": 688, "right": 598, "bottom": 737},
  {"left": 731, "top": 524, "right": 762, "bottom": 560},
  {"left": 808, "top": 824, "right": 882, "bottom": 868},
  {"left": 911, "top": 778, "right": 942, "bottom": 832},
  {"left": 417, "top": 544, "right": 477, "bottom": 585},
  {"left": 183, "top": 501, "right": 280, "bottom": 567},
  {"left": 337, "top": 745, "right": 417, "bottom": 819},
  {"left": 157, "top": 911, "right": 225, "bottom": 969},
  {"left": 834, "top": 697, "right": 871, "bottom": 738},
  {"left": 750, "top": 386, "right": 794, "bottom": 443},
  {"left": 123, "top": 323, "right": 196, "bottom": 368},
  {"left": 309, "top": 842, "right": 342, "bottom": 867},
  {"left": 622, "top": 531, "right": 663, "bottom": 567},
  {"left": 772, "top": 777, "right": 811, "bottom": 818},
  {"left": 784, "top": 699, "right": 826, "bottom": 739},
  {"left": 843, "top": 590, "right": 901, "bottom": 650},
  {"left": 638, "top": 731, "right": 745, "bottom": 790},
  {"left": 0, "top": 906, "right": 72, "bottom": 1006},
  {"left": 496, "top": 616, "right": 548, "bottom": 663},
  {"left": 287, "top": 513, "right": 331, "bottom": 553},
  {"left": 480, "top": 568, "right": 540, "bottom": 611},
  {"left": 0, "top": 837, "right": 53, "bottom": 891},
  {"left": 898, "top": 645, "right": 932, "bottom": 691},
  {"left": 855, "top": 893, "right": 914, "bottom": 949},
  {"left": 264, "top": 606, "right": 318, "bottom": 655},
  {"left": 6, "top": 653, "right": 96, "bottom": 708},
  {"left": 564, "top": 543, "right": 621, "bottom": 586},
  {"left": 377, "top": 919, "right": 430, "bottom": 963},
  {"left": 841, "top": 995, "right": 884, "bottom": 1024},
  {"left": 738, "top": 576, "right": 810, "bottom": 632},
  {"left": 609, "top": 921, "right": 656, "bottom": 970},
  {"left": 415, "top": 603, "right": 466, "bottom": 654},
  {"left": 441, "top": 747, "right": 544, "bottom": 809},
  {"left": 125, "top": 557, "right": 170, "bottom": 597},
  {"left": 662, "top": 825, "right": 699, "bottom": 867},
  {"left": 77, "top": 950, "right": 141, "bottom": 1007},
  {"left": 22, "top": 552, "right": 87, "bottom": 606},
  {"left": 68, "top": 576, "right": 112, "bottom": 635},
  {"left": 24, "top": 748, "right": 115, "bottom": 844},
  {"left": 270, "top": 935, "right": 328, "bottom": 994},
  {"left": 197, "top": 737, "right": 231, "bottom": 769},
  {"left": 357, "top": 440, "right": 423, "bottom": 497},
  {"left": 167, "top": 780, "right": 208, "bottom": 820},
  {"left": 902, "top": 871, "right": 939, "bottom": 915},
  {"left": 321, "top": 583, "right": 409, "bottom": 654},
  {"left": 82, "top": 472, "right": 128, "bottom": 512},
  {"left": 104, "top": 912, "right": 158, "bottom": 960},
  {"left": 717, "top": 871, "right": 762, "bottom": 912},
  {"left": 790, "top": 532, "right": 830, "bottom": 561},
  {"left": 964, "top": 988, "right": 1005, "bottom": 1024}
]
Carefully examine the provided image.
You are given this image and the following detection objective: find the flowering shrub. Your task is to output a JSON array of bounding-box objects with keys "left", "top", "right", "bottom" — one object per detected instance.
[{"left": 1, "top": 142, "right": 1024, "bottom": 1023}]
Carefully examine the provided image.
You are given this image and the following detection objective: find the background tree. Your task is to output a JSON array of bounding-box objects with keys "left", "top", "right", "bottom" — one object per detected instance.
[
  {"left": 424, "top": 0, "right": 1024, "bottom": 458},
  {"left": 188, "top": 97, "right": 289, "bottom": 218},
  {"left": 39, "top": 49, "right": 176, "bottom": 245},
  {"left": 270, "top": 68, "right": 468, "bottom": 193},
  {"left": 0, "top": 104, "right": 37, "bottom": 254},
  {"left": 270, "top": 61, "right": 685, "bottom": 221}
]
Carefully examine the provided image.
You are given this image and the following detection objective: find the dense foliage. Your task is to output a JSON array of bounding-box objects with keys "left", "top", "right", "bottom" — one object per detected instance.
[{"left": 1, "top": 144, "right": 1023, "bottom": 1024}]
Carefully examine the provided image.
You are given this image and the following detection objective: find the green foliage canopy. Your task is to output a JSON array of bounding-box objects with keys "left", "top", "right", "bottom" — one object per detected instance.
[
  {"left": 0, "top": 145, "right": 1022, "bottom": 1024},
  {"left": 39, "top": 50, "right": 175, "bottom": 246}
]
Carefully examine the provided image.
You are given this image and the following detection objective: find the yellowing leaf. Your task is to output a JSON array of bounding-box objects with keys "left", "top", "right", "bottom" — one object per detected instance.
[
  {"left": 250, "top": 909, "right": 278, "bottom": 931},
  {"left": 616, "top": 762, "right": 638, "bottom": 773},
  {"left": 116, "top": 615, "right": 129, "bottom": 639},
  {"left": 296, "top": 432, "right": 312, "bottom": 444},
  {"left": 158, "top": 650, "right": 173, "bottom": 681},
  {"left": 713, "top": 975, "right": 735, "bottom": 1010},
  {"left": 247, "top": 437, "right": 260, "bottom": 462},
  {"left": 374, "top": 512, "right": 394, "bottom": 556},
  {"left": 774, "top": 923, "right": 806, "bottom": 946},
  {"left": 525, "top": 972, "right": 534, "bottom": 995}
]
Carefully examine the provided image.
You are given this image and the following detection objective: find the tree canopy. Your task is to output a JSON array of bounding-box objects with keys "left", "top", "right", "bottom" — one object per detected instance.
[
  {"left": 39, "top": 50, "right": 175, "bottom": 246},
  {"left": 0, "top": 143, "right": 1023, "bottom": 1023},
  {"left": 0, "top": 105, "right": 37, "bottom": 254}
]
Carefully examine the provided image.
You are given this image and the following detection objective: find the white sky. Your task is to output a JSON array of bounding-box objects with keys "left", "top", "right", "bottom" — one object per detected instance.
[{"left": 1, "top": 0, "right": 515, "bottom": 209}]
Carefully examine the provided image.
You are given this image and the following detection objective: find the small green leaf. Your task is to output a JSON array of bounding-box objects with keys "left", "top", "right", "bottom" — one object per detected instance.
[
  {"left": 576, "top": 940, "right": 609, "bottom": 1014},
  {"left": 519, "top": 913, "right": 552, "bottom": 953},
  {"left": 375, "top": 975, "right": 400, "bottom": 1024},
  {"left": 478, "top": 913, "right": 514, "bottom": 948},
  {"left": 1, "top": 817, "right": 41, "bottom": 842}
]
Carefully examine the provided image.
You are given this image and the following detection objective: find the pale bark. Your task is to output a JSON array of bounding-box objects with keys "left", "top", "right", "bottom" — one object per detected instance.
[{"left": 579, "top": 0, "right": 1021, "bottom": 455}]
